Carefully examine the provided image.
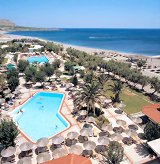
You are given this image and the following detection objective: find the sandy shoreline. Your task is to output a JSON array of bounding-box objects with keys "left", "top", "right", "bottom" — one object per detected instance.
[{"left": 1, "top": 30, "right": 160, "bottom": 61}]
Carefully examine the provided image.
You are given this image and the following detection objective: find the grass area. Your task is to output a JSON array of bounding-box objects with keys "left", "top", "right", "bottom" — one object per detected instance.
[{"left": 104, "top": 80, "right": 153, "bottom": 114}]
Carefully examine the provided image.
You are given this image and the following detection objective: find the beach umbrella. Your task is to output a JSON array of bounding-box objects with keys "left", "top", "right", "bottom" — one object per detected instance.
[
  {"left": 52, "top": 135, "right": 65, "bottom": 145},
  {"left": 113, "top": 127, "right": 124, "bottom": 134},
  {"left": 99, "top": 131, "right": 110, "bottom": 137},
  {"left": 83, "top": 123, "right": 93, "bottom": 129},
  {"left": 128, "top": 124, "right": 138, "bottom": 131},
  {"left": 98, "top": 136, "right": 109, "bottom": 146},
  {"left": 83, "top": 141, "right": 96, "bottom": 150},
  {"left": 17, "top": 157, "right": 32, "bottom": 164},
  {"left": 69, "top": 145, "right": 83, "bottom": 155},
  {"left": 52, "top": 148, "right": 68, "bottom": 159},
  {"left": 101, "top": 124, "right": 108, "bottom": 131},
  {"left": 36, "top": 152, "right": 51, "bottom": 163},
  {"left": 3, "top": 89, "right": 11, "bottom": 95},
  {"left": 67, "top": 132, "right": 79, "bottom": 140},
  {"left": 104, "top": 99, "right": 112, "bottom": 104},
  {"left": 79, "top": 110, "right": 87, "bottom": 116},
  {"left": 118, "top": 101, "right": 126, "bottom": 109},
  {"left": 37, "top": 137, "right": 49, "bottom": 147},
  {"left": 111, "top": 133, "right": 123, "bottom": 142},
  {"left": 125, "top": 129, "right": 137, "bottom": 137},
  {"left": 132, "top": 117, "right": 142, "bottom": 124},
  {"left": 80, "top": 128, "right": 92, "bottom": 137},
  {"left": 116, "top": 119, "right": 127, "bottom": 126},
  {"left": 85, "top": 116, "right": 95, "bottom": 123},
  {"left": 0, "top": 98, "right": 5, "bottom": 104},
  {"left": 102, "top": 123, "right": 113, "bottom": 131},
  {"left": 13, "top": 90, "right": 21, "bottom": 95},
  {"left": 1, "top": 146, "right": 16, "bottom": 158},
  {"left": 6, "top": 93, "right": 13, "bottom": 98},
  {"left": 20, "top": 142, "right": 33, "bottom": 152}
]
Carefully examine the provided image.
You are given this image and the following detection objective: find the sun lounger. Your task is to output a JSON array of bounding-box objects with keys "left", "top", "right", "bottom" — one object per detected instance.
[{"left": 93, "top": 128, "right": 98, "bottom": 137}]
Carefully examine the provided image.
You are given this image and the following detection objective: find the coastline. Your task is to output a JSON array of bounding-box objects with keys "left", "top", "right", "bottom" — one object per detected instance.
[{"left": 1, "top": 30, "right": 160, "bottom": 61}]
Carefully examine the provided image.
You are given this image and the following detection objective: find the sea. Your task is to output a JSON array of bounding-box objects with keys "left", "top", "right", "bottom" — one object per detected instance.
[{"left": 9, "top": 28, "right": 160, "bottom": 56}]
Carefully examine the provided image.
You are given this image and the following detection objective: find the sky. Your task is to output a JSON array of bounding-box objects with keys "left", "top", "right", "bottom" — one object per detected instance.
[{"left": 0, "top": 0, "right": 160, "bottom": 28}]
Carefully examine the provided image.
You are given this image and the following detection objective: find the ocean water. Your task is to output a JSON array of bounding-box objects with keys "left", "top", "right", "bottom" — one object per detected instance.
[{"left": 9, "top": 29, "right": 160, "bottom": 56}]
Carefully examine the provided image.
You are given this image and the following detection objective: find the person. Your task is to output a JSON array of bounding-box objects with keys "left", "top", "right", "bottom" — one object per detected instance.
[
  {"left": 20, "top": 109, "right": 23, "bottom": 114},
  {"left": 55, "top": 125, "right": 58, "bottom": 129}
]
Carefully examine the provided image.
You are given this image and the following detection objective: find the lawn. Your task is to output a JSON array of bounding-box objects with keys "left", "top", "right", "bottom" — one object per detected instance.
[{"left": 103, "top": 80, "right": 153, "bottom": 114}]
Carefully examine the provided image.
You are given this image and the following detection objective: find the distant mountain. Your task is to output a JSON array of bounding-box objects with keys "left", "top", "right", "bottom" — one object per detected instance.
[
  {"left": 0, "top": 19, "right": 15, "bottom": 27},
  {"left": 0, "top": 19, "right": 58, "bottom": 31}
]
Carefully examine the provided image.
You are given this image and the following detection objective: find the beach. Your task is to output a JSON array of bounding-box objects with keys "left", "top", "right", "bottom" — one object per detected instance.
[{"left": 1, "top": 30, "right": 160, "bottom": 72}]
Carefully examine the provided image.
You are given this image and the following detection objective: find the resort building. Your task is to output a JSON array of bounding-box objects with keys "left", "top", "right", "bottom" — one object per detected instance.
[
  {"left": 142, "top": 103, "right": 160, "bottom": 125},
  {"left": 28, "top": 45, "right": 43, "bottom": 53}
]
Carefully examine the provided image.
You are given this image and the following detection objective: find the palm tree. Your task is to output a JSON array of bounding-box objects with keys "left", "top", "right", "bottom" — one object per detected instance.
[
  {"left": 109, "top": 81, "right": 123, "bottom": 103},
  {"left": 96, "top": 73, "right": 109, "bottom": 89},
  {"left": 74, "top": 82, "right": 102, "bottom": 116}
]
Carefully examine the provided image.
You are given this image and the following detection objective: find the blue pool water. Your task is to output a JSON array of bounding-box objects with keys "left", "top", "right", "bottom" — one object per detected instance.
[
  {"left": 12, "top": 92, "right": 69, "bottom": 142},
  {"left": 27, "top": 56, "right": 48, "bottom": 64}
]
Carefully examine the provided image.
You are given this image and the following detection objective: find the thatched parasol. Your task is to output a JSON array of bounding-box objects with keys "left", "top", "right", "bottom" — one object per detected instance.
[
  {"left": 0, "top": 98, "right": 5, "bottom": 104},
  {"left": 111, "top": 133, "right": 123, "bottom": 142},
  {"left": 69, "top": 145, "right": 83, "bottom": 155},
  {"left": 79, "top": 110, "right": 87, "bottom": 116},
  {"left": 102, "top": 123, "right": 113, "bottom": 131},
  {"left": 80, "top": 128, "right": 92, "bottom": 137},
  {"left": 132, "top": 117, "right": 142, "bottom": 124},
  {"left": 118, "top": 101, "right": 126, "bottom": 109},
  {"left": 36, "top": 152, "right": 51, "bottom": 163},
  {"left": 67, "top": 132, "right": 79, "bottom": 140},
  {"left": 83, "top": 141, "right": 96, "bottom": 150},
  {"left": 85, "top": 116, "right": 95, "bottom": 123},
  {"left": 52, "top": 135, "right": 65, "bottom": 145},
  {"left": 116, "top": 119, "right": 127, "bottom": 126},
  {"left": 37, "top": 137, "right": 49, "bottom": 147},
  {"left": 52, "top": 148, "right": 68, "bottom": 159},
  {"left": 17, "top": 157, "right": 32, "bottom": 164},
  {"left": 20, "top": 142, "right": 33, "bottom": 152},
  {"left": 98, "top": 136, "right": 109, "bottom": 146},
  {"left": 1, "top": 147, "right": 16, "bottom": 158},
  {"left": 125, "top": 129, "right": 137, "bottom": 137}
]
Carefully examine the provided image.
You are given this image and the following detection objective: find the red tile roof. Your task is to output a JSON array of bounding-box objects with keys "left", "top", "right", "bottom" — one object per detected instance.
[
  {"left": 43, "top": 154, "right": 92, "bottom": 164},
  {"left": 142, "top": 103, "right": 160, "bottom": 124}
]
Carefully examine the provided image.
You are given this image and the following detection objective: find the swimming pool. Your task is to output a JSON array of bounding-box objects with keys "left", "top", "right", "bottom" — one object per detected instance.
[
  {"left": 27, "top": 56, "right": 49, "bottom": 64},
  {"left": 11, "top": 92, "right": 70, "bottom": 142}
]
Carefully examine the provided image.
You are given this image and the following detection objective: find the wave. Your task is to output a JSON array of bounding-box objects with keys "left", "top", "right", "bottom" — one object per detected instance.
[{"left": 89, "top": 36, "right": 107, "bottom": 39}]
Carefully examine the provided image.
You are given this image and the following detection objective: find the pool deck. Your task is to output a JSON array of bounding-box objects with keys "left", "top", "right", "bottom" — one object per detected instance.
[{"left": 4, "top": 77, "right": 156, "bottom": 164}]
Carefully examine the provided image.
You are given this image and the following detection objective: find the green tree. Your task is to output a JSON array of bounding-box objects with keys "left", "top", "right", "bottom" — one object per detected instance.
[
  {"left": 52, "top": 59, "right": 61, "bottom": 69},
  {"left": 74, "top": 82, "right": 102, "bottom": 116},
  {"left": 7, "top": 76, "right": 19, "bottom": 92},
  {"left": 55, "top": 70, "right": 62, "bottom": 78},
  {"left": 150, "top": 77, "right": 160, "bottom": 94},
  {"left": 0, "top": 119, "right": 19, "bottom": 148},
  {"left": 71, "top": 75, "right": 78, "bottom": 86},
  {"left": 24, "top": 66, "right": 37, "bottom": 83},
  {"left": 41, "top": 63, "right": 54, "bottom": 81},
  {"left": 35, "top": 71, "right": 46, "bottom": 86},
  {"left": 7, "top": 68, "right": 19, "bottom": 79},
  {"left": 13, "top": 54, "right": 18, "bottom": 63},
  {"left": 137, "top": 59, "right": 146, "bottom": 69},
  {"left": 102, "top": 141, "right": 124, "bottom": 164},
  {"left": 17, "top": 60, "right": 29, "bottom": 73},
  {"left": 64, "top": 61, "right": 74, "bottom": 71},
  {"left": 109, "top": 81, "right": 123, "bottom": 103},
  {"left": 139, "top": 76, "right": 149, "bottom": 90},
  {"left": 144, "top": 122, "right": 160, "bottom": 141}
]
